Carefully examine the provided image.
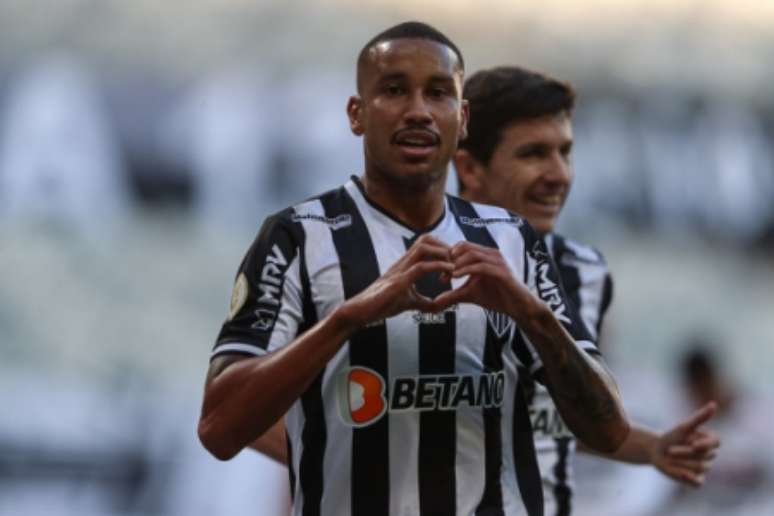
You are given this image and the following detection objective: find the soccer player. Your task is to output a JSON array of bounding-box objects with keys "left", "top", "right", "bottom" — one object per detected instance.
[
  {"left": 454, "top": 66, "right": 720, "bottom": 516},
  {"left": 198, "top": 22, "right": 631, "bottom": 516}
]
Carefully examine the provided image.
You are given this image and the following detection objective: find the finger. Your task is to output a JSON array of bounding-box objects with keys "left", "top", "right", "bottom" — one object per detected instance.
[
  {"left": 664, "top": 458, "right": 712, "bottom": 474},
  {"left": 429, "top": 278, "right": 478, "bottom": 311},
  {"left": 676, "top": 402, "right": 718, "bottom": 435},
  {"left": 403, "top": 242, "right": 452, "bottom": 267},
  {"left": 667, "top": 443, "right": 718, "bottom": 460},
  {"left": 661, "top": 465, "right": 705, "bottom": 487},
  {"left": 403, "top": 260, "right": 455, "bottom": 284},
  {"left": 667, "top": 431, "right": 720, "bottom": 456},
  {"left": 452, "top": 262, "right": 505, "bottom": 279},
  {"left": 414, "top": 234, "right": 450, "bottom": 248},
  {"left": 409, "top": 288, "right": 439, "bottom": 312},
  {"left": 689, "top": 431, "right": 721, "bottom": 450},
  {"left": 451, "top": 248, "right": 503, "bottom": 270}
]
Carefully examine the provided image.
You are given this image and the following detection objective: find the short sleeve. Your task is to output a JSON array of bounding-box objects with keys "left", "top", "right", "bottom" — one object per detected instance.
[{"left": 212, "top": 209, "right": 306, "bottom": 360}]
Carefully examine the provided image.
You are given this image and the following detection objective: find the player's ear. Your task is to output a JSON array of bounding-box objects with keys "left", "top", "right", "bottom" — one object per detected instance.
[
  {"left": 458, "top": 99, "right": 469, "bottom": 141},
  {"left": 347, "top": 95, "right": 365, "bottom": 135},
  {"left": 453, "top": 148, "right": 484, "bottom": 197}
]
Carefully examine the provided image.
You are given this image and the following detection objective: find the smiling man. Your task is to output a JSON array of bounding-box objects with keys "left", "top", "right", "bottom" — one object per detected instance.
[
  {"left": 455, "top": 66, "right": 720, "bottom": 516},
  {"left": 198, "top": 24, "right": 630, "bottom": 516}
]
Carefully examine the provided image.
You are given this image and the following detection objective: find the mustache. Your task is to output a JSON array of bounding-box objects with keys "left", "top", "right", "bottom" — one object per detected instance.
[{"left": 391, "top": 126, "right": 440, "bottom": 145}]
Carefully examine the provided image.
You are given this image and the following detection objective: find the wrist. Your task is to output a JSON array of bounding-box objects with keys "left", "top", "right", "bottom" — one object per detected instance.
[
  {"left": 330, "top": 301, "right": 365, "bottom": 338},
  {"left": 508, "top": 295, "right": 555, "bottom": 335}
]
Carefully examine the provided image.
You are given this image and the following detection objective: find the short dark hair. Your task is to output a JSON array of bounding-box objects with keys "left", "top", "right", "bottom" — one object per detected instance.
[
  {"left": 357, "top": 21, "right": 464, "bottom": 91},
  {"left": 459, "top": 66, "right": 576, "bottom": 167}
]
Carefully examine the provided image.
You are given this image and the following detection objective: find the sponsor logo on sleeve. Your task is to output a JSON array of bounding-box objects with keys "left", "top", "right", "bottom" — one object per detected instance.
[
  {"left": 292, "top": 213, "right": 352, "bottom": 230},
  {"left": 251, "top": 244, "right": 290, "bottom": 331},
  {"left": 228, "top": 272, "right": 249, "bottom": 321},
  {"left": 529, "top": 241, "right": 571, "bottom": 324},
  {"left": 535, "top": 260, "right": 571, "bottom": 325}
]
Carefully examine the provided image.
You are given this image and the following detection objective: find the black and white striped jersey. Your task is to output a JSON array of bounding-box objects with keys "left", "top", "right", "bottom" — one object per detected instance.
[
  {"left": 212, "top": 177, "right": 595, "bottom": 516},
  {"left": 523, "top": 233, "right": 614, "bottom": 516}
]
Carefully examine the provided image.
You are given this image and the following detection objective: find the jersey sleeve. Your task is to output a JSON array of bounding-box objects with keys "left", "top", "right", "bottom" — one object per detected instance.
[
  {"left": 513, "top": 223, "right": 596, "bottom": 376},
  {"left": 596, "top": 263, "right": 614, "bottom": 337},
  {"left": 211, "top": 208, "right": 306, "bottom": 360}
]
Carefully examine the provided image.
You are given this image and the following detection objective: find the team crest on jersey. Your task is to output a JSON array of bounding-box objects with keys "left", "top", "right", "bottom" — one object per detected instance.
[
  {"left": 228, "top": 273, "right": 249, "bottom": 321},
  {"left": 291, "top": 213, "right": 352, "bottom": 230},
  {"left": 485, "top": 310, "right": 514, "bottom": 339},
  {"left": 459, "top": 216, "right": 522, "bottom": 228}
]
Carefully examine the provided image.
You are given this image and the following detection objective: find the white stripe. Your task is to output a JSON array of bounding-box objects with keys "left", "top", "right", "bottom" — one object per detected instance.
[
  {"left": 293, "top": 198, "right": 352, "bottom": 516},
  {"left": 501, "top": 345, "right": 526, "bottom": 515},
  {"left": 386, "top": 312, "right": 421, "bottom": 515},
  {"left": 267, "top": 253, "right": 303, "bottom": 353},
  {"left": 287, "top": 401, "right": 305, "bottom": 516},
  {"left": 210, "top": 342, "right": 267, "bottom": 358},
  {"left": 454, "top": 303, "right": 488, "bottom": 515},
  {"left": 345, "top": 179, "right": 415, "bottom": 240}
]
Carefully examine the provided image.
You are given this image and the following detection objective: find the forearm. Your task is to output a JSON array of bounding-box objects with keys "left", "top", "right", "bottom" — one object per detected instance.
[
  {"left": 249, "top": 417, "right": 289, "bottom": 465},
  {"left": 198, "top": 306, "right": 355, "bottom": 460},
  {"left": 578, "top": 424, "right": 656, "bottom": 464},
  {"left": 514, "top": 302, "right": 629, "bottom": 453}
]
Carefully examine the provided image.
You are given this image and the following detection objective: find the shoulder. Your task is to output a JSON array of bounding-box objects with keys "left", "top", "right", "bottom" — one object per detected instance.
[
  {"left": 256, "top": 183, "right": 354, "bottom": 240},
  {"left": 548, "top": 232, "right": 609, "bottom": 270}
]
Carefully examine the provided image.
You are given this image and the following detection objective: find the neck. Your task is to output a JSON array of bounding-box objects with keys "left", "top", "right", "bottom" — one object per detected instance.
[{"left": 360, "top": 170, "right": 447, "bottom": 230}]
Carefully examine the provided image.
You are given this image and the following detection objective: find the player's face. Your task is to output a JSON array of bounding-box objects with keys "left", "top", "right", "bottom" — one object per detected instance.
[
  {"left": 473, "top": 113, "right": 573, "bottom": 234},
  {"left": 348, "top": 38, "right": 468, "bottom": 190}
]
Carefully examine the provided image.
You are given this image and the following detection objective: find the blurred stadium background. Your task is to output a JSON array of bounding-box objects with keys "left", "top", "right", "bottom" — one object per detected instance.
[{"left": 1, "top": 1, "right": 772, "bottom": 514}]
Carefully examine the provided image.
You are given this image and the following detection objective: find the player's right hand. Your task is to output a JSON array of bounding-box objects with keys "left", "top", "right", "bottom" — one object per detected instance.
[{"left": 339, "top": 234, "right": 454, "bottom": 328}]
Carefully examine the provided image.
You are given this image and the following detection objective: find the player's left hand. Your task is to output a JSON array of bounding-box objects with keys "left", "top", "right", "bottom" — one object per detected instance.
[
  {"left": 431, "top": 241, "right": 534, "bottom": 319},
  {"left": 650, "top": 402, "right": 720, "bottom": 487}
]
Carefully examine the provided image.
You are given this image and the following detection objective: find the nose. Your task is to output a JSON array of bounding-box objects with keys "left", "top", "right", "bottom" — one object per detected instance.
[
  {"left": 403, "top": 90, "right": 432, "bottom": 125},
  {"left": 543, "top": 152, "right": 572, "bottom": 186}
]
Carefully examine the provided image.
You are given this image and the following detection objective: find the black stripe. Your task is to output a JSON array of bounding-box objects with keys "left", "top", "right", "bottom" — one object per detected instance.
[
  {"left": 287, "top": 432, "right": 296, "bottom": 502},
  {"left": 403, "top": 233, "right": 457, "bottom": 516},
  {"left": 549, "top": 236, "right": 582, "bottom": 321},
  {"left": 598, "top": 273, "right": 614, "bottom": 336},
  {"left": 321, "top": 187, "right": 390, "bottom": 516},
  {"left": 513, "top": 381, "right": 544, "bottom": 516},
  {"left": 512, "top": 331, "right": 537, "bottom": 373},
  {"left": 300, "top": 373, "right": 325, "bottom": 516},
  {"left": 447, "top": 197, "right": 506, "bottom": 515},
  {"left": 552, "top": 438, "right": 572, "bottom": 516},
  {"left": 293, "top": 214, "right": 326, "bottom": 516}
]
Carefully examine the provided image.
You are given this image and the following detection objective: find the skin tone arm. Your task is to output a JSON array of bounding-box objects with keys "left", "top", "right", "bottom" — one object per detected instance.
[
  {"left": 578, "top": 401, "right": 720, "bottom": 487},
  {"left": 198, "top": 235, "right": 457, "bottom": 461},
  {"left": 433, "top": 240, "right": 630, "bottom": 453},
  {"left": 249, "top": 418, "right": 288, "bottom": 465}
]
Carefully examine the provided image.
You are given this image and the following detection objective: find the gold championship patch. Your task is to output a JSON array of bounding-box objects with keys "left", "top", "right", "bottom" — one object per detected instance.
[{"left": 228, "top": 273, "right": 249, "bottom": 321}]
